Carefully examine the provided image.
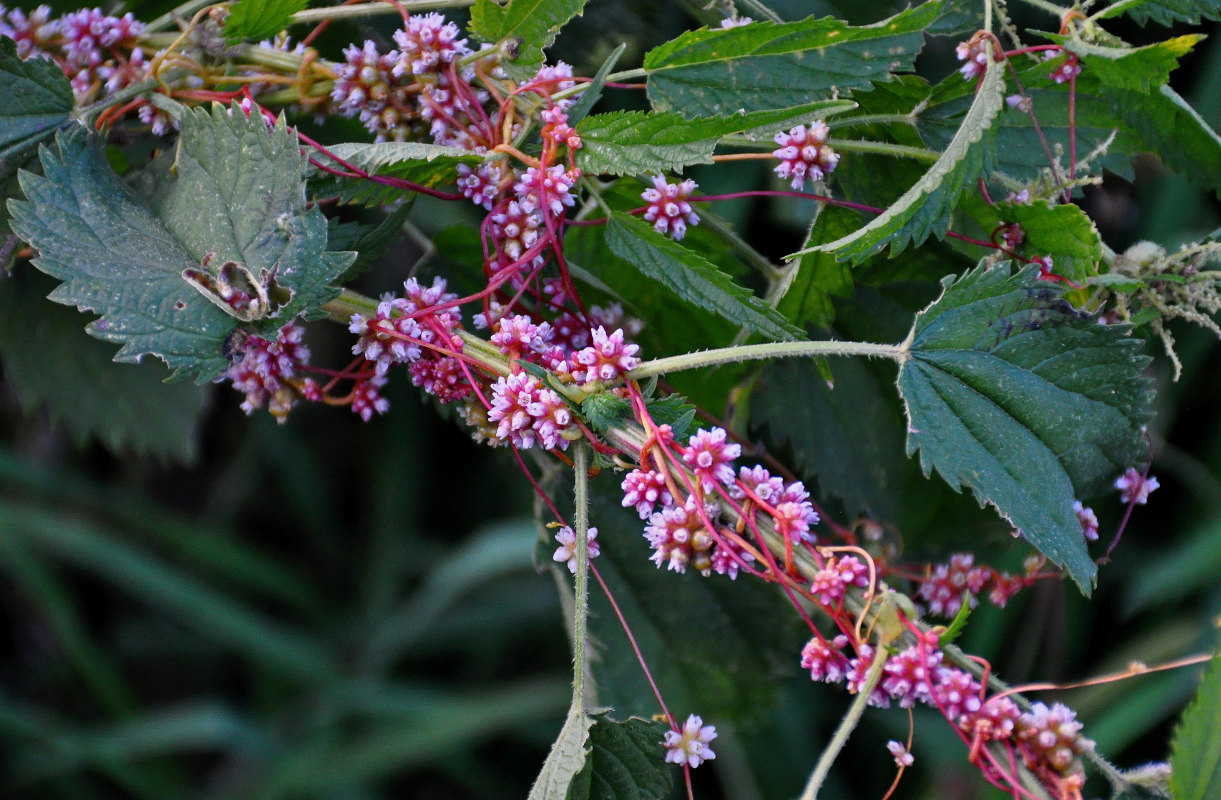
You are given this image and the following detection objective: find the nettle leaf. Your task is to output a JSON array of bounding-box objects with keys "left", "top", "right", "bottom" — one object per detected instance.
[
  {"left": 577, "top": 99, "right": 857, "bottom": 176},
  {"left": 469, "top": 0, "right": 587, "bottom": 80},
  {"left": 927, "top": 0, "right": 986, "bottom": 37},
  {"left": 0, "top": 268, "right": 210, "bottom": 463},
  {"left": 529, "top": 705, "right": 593, "bottom": 800},
  {"left": 1169, "top": 645, "right": 1221, "bottom": 800},
  {"left": 1111, "top": 84, "right": 1221, "bottom": 194},
  {"left": 1046, "top": 32, "right": 1202, "bottom": 94},
  {"left": 9, "top": 107, "right": 352, "bottom": 380},
  {"left": 310, "top": 141, "right": 483, "bottom": 206},
  {"left": 604, "top": 212, "right": 801, "bottom": 342},
  {"left": 0, "top": 36, "right": 74, "bottom": 161},
  {"left": 776, "top": 204, "right": 860, "bottom": 330},
  {"left": 1097, "top": 0, "right": 1221, "bottom": 26},
  {"left": 222, "top": 0, "right": 306, "bottom": 44},
  {"left": 799, "top": 56, "right": 1004, "bottom": 263},
  {"left": 642, "top": 1, "right": 939, "bottom": 117},
  {"left": 565, "top": 716, "right": 673, "bottom": 800},
  {"left": 896, "top": 264, "right": 1154, "bottom": 594},
  {"left": 959, "top": 197, "right": 1102, "bottom": 281}
]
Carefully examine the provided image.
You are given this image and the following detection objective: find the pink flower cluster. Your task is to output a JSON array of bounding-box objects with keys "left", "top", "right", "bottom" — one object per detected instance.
[
  {"left": 226, "top": 321, "right": 319, "bottom": 421},
  {"left": 331, "top": 40, "right": 415, "bottom": 142},
  {"left": 955, "top": 37, "right": 992, "bottom": 80},
  {"left": 486, "top": 372, "right": 573, "bottom": 450},
  {"left": 641, "top": 175, "right": 700, "bottom": 241},
  {"left": 552, "top": 525, "right": 600, "bottom": 573},
  {"left": 772, "top": 121, "right": 840, "bottom": 190},
  {"left": 1115, "top": 467, "right": 1159, "bottom": 505},
  {"left": 917, "top": 553, "right": 1034, "bottom": 617}
]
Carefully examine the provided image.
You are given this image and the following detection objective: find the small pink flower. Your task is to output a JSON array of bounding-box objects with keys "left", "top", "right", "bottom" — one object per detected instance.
[
  {"left": 887, "top": 740, "right": 914, "bottom": 768},
  {"left": 682, "top": 427, "right": 741, "bottom": 494},
  {"left": 392, "top": 12, "right": 468, "bottom": 76},
  {"left": 641, "top": 175, "right": 700, "bottom": 241},
  {"left": 553, "top": 526, "right": 600, "bottom": 573},
  {"left": 644, "top": 497, "right": 710, "bottom": 573},
  {"left": 1017, "top": 702, "right": 1094, "bottom": 774},
  {"left": 881, "top": 630, "right": 944, "bottom": 709},
  {"left": 662, "top": 715, "right": 717, "bottom": 768},
  {"left": 351, "top": 374, "right": 391, "bottom": 421},
  {"left": 456, "top": 162, "right": 504, "bottom": 210},
  {"left": 621, "top": 469, "right": 673, "bottom": 519},
  {"left": 1115, "top": 468, "right": 1159, "bottom": 505},
  {"left": 772, "top": 122, "right": 839, "bottom": 190},
  {"left": 488, "top": 372, "right": 542, "bottom": 449},
  {"left": 801, "top": 634, "right": 851, "bottom": 683},
  {"left": 1050, "top": 57, "right": 1081, "bottom": 84},
  {"left": 570, "top": 326, "right": 641, "bottom": 386},
  {"left": 514, "top": 164, "right": 578, "bottom": 217},
  {"left": 529, "top": 61, "right": 576, "bottom": 108},
  {"left": 490, "top": 314, "right": 553, "bottom": 357},
  {"left": 1073, "top": 501, "right": 1099, "bottom": 542},
  {"left": 955, "top": 37, "right": 991, "bottom": 80},
  {"left": 226, "top": 321, "right": 316, "bottom": 421}
]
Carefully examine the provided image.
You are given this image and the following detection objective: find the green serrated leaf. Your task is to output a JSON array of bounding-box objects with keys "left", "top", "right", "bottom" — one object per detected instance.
[
  {"left": 1046, "top": 32, "right": 1202, "bottom": 94},
  {"left": 0, "top": 268, "right": 210, "bottom": 462},
  {"left": 10, "top": 107, "right": 352, "bottom": 380},
  {"left": 0, "top": 36, "right": 74, "bottom": 161},
  {"left": 576, "top": 99, "right": 857, "bottom": 176},
  {"left": 581, "top": 392, "right": 632, "bottom": 434},
  {"left": 325, "top": 197, "right": 414, "bottom": 280},
  {"left": 799, "top": 57, "right": 1004, "bottom": 263},
  {"left": 776, "top": 204, "right": 859, "bottom": 330},
  {"left": 644, "top": 393, "right": 697, "bottom": 441},
  {"left": 1169, "top": 647, "right": 1221, "bottom": 800},
  {"left": 469, "top": 0, "right": 587, "bottom": 80},
  {"left": 566, "top": 716, "right": 673, "bottom": 800},
  {"left": 927, "top": 0, "right": 987, "bottom": 37},
  {"left": 897, "top": 263, "right": 1154, "bottom": 594},
  {"left": 1097, "top": 0, "right": 1221, "bottom": 26},
  {"left": 529, "top": 705, "right": 593, "bottom": 800},
  {"left": 604, "top": 212, "right": 800, "bottom": 342},
  {"left": 222, "top": 0, "right": 307, "bottom": 44},
  {"left": 959, "top": 198, "right": 1102, "bottom": 281},
  {"left": 310, "top": 141, "right": 483, "bottom": 206},
  {"left": 642, "top": 1, "right": 939, "bottom": 117}
]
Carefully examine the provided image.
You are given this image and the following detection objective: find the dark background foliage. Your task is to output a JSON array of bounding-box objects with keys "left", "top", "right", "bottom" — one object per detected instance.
[{"left": 1, "top": 1, "right": 1220, "bottom": 798}]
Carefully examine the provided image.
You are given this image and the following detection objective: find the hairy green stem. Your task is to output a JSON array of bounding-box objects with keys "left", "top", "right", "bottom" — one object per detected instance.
[
  {"left": 699, "top": 210, "right": 783, "bottom": 281},
  {"left": 799, "top": 648, "right": 888, "bottom": 800},
  {"left": 571, "top": 442, "right": 591, "bottom": 709},
  {"left": 827, "top": 138, "right": 940, "bottom": 163},
  {"left": 290, "top": 0, "right": 474, "bottom": 24},
  {"left": 605, "top": 67, "right": 647, "bottom": 82},
  {"left": 826, "top": 113, "right": 920, "bottom": 130},
  {"left": 627, "top": 340, "right": 905, "bottom": 380},
  {"left": 1011, "top": 0, "right": 1068, "bottom": 18},
  {"left": 144, "top": 0, "right": 215, "bottom": 33}
]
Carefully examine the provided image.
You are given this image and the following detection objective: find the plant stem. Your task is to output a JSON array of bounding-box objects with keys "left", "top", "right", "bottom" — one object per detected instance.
[
  {"left": 144, "top": 0, "right": 215, "bottom": 33},
  {"left": 73, "top": 77, "right": 166, "bottom": 122},
  {"left": 826, "top": 113, "right": 920, "bottom": 130},
  {"left": 799, "top": 648, "right": 889, "bottom": 800},
  {"left": 571, "top": 442, "right": 591, "bottom": 709},
  {"left": 1011, "top": 0, "right": 1069, "bottom": 18},
  {"left": 290, "top": 0, "right": 475, "bottom": 24},
  {"left": 605, "top": 67, "right": 647, "bottom": 82},
  {"left": 627, "top": 340, "right": 906, "bottom": 380},
  {"left": 827, "top": 138, "right": 940, "bottom": 163}
]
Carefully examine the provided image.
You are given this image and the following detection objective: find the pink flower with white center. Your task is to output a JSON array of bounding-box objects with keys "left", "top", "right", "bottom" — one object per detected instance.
[
  {"left": 1, "top": 5, "right": 59, "bottom": 58},
  {"left": 772, "top": 122, "right": 840, "bottom": 190},
  {"left": 226, "top": 321, "right": 317, "bottom": 421},
  {"left": 488, "top": 372, "right": 542, "bottom": 449},
  {"left": 962, "top": 695, "right": 1020, "bottom": 742},
  {"left": 408, "top": 356, "right": 471, "bottom": 403},
  {"left": 682, "top": 427, "right": 740, "bottom": 494},
  {"left": 846, "top": 645, "right": 891, "bottom": 708},
  {"left": 835, "top": 555, "right": 870, "bottom": 589},
  {"left": 61, "top": 8, "right": 142, "bottom": 66},
  {"left": 392, "top": 12, "right": 468, "bottom": 76},
  {"left": 1073, "top": 500, "right": 1099, "bottom": 542},
  {"left": 1033, "top": 254, "right": 1057, "bottom": 281},
  {"left": 641, "top": 175, "right": 700, "bottom": 241},
  {"left": 1018, "top": 702, "right": 1094, "bottom": 774},
  {"left": 1050, "top": 57, "right": 1081, "bottom": 84},
  {"left": 621, "top": 469, "right": 674, "bottom": 519},
  {"left": 774, "top": 500, "right": 815, "bottom": 543},
  {"left": 514, "top": 164, "right": 578, "bottom": 217},
  {"left": 731, "top": 464, "right": 786, "bottom": 503},
  {"left": 887, "top": 740, "right": 914, "bottom": 768},
  {"left": 491, "top": 314, "right": 553, "bottom": 357},
  {"left": 530, "top": 61, "right": 576, "bottom": 109},
  {"left": 351, "top": 374, "right": 391, "bottom": 421},
  {"left": 800, "top": 634, "right": 851, "bottom": 683},
  {"left": 932, "top": 668, "right": 983, "bottom": 725},
  {"left": 349, "top": 298, "right": 425, "bottom": 376},
  {"left": 330, "top": 41, "right": 413, "bottom": 141},
  {"left": 570, "top": 326, "right": 641, "bottom": 386},
  {"left": 710, "top": 539, "right": 753, "bottom": 579},
  {"left": 553, "top": 526, "right": 600, "bottom": 573},
  {"left": 955, "top": 37, "right": 991, "bottom": 80},
  {"left": 456, "top": 162, "right": 504, "bottom": 210},
  {"left": 645, "top": 497, "right": 711, "bottom": 573},
  {"left": 662, "top": 715, "right": 717, "bottom": 768},
  {"left": 541, "top": 106, "right": 582, "bottom": 150},
  {"left": 778, "top": 480, "right": 820, "bottom": 526},
  {"left": 1115, "top": 467, "right": 1159, "bottom": 505},
  {"left": 918, "top": 553, "right": 991, "bottom": 617},
  {"left": 1006, "top": 93, "right": 1033, "bottom": 113},
  {"left": 527, "top": 387, "right": 574, "bottom": 450},
  {"left": 881, "top": 630, "right": 944, "bottom": 709}
]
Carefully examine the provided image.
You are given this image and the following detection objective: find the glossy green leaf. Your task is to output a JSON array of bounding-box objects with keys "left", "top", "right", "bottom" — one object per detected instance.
[
  {"left": 309, "top": 141, "right": 482, "bottom": 206},
  {"left": 1169, "top": 646, "right": 1221, "bottom": 800},
  {"left": 1097, "top": 0, "right": 1221, "bottom": 25},
  {"left": 604, "top": 212, "right": 801, "bottom": 342},
  {"left": 576, "top": 99, "right": 857, "bottom": 175},
  {"left": 798, "top": 56, "right": 1004, "bottom": 263},
  {"left": 530, "top": 705, "right": 593, "bottom": 800},
  {"left": 0, "top": 269, "right": 209, "bottom": 462},
  {"left": 222, "top": 0, "right": 306, "bottom": 44},
  {"left": 642, "top": 1, "right": 939, "bottom": 117},
  {"left": 566, "top": 716, "right": 673, "bottom": 800},
  {"left": 469, "top": 0, "right": 587, "bottom": 80},
  {"left": 1046, "top": 33, "right": 1202, "bottom": 94},
  {"left": 0, "top": 36, "right": 74, "bottom": 160},
  {"left": 776, "top": 204, "right": 859, "bottom": 330},
  {"left": 897, "top": 264, "right": 1154, "bottom": 594}
]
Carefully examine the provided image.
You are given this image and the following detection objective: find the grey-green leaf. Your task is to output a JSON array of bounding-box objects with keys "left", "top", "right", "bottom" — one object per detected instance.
[
  {"left": 529, "top": 705, "right": 593, "bottom": 800},
  {"left": 604, "top": 212, "right": 801, "bottom": 342},
  {"left": 1097, "top": 0, "right": 1221, "bottom": 26},
  {"left": 469, "top": 0, "right": 587, "bottom": 80},
  {"left": 642, "top": 1, "right": 939, "bottom": 117},
  {"left": 897, "top": 264, "right": 1153, "bottom": 595},
  {"left": 576, "top": 100, "right": 857, "bottom": 176},
  {"left": 797, "top": 56, "right": 1004, "bottom": 263},
  {"left": 0, "top": 36, "right": 74, "bottom": 160},
  {"left": 1169, "top": 646, "right": 1221, "bottom": 800},
  {"left": 222, "top": 0, "right": 307, "bottom": 44}
]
